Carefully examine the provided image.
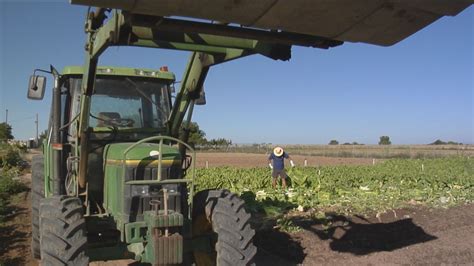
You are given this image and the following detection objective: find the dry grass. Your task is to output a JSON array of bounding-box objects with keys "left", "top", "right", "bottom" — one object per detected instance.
[{"left": 203, "top": 144, "right": 474, "bottom": 159}]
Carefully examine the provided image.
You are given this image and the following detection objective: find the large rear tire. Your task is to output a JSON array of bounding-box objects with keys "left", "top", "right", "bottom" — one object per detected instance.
[
  {"left": 31, "top": 155, "right": 44, "bottom": 259},
  {"left": 40, "top": 196, "right": 89, "bottom": 265},
  {"left": 192, "top": 189, "right": 257, "bottom": 266}
]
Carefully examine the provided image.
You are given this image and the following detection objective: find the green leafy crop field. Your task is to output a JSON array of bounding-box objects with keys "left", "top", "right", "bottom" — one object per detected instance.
[{"left": 193, "top": 157, "right": 474, "bottom": 217}]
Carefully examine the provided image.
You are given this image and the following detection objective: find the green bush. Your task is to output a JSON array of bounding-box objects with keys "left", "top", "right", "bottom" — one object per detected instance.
[
  {"left": 0, "top": 147, "right": 23, "bottom": 167},
  {"left": 0, "top": 168, "right": 28, "bottom": 219},
  {"left": 10, "top": 142, "right": 27, "bottom": 153}
]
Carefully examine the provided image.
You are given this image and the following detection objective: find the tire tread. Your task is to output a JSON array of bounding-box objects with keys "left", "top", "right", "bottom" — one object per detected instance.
[
  {"left": 31, "top": 155, "right": 44, "bottom": 259},
  {"left": 40, "top": 196, "right": 89, "bottom": 265},
  {"left": 194, "top": 189, "right": 257, "bottom": 266}
]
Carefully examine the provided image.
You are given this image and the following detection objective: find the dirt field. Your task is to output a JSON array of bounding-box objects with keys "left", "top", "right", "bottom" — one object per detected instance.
[
  {"left": 254, "top": 204, "right": 474, "bottom": 265},
  {"left": 1, "top": 153, "right": 473, "bottom": 265}
]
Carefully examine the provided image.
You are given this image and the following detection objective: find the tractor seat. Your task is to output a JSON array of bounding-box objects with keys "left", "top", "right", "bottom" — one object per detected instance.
[{"left": 97, "top": 112, "right": 121, "bottom": 127}]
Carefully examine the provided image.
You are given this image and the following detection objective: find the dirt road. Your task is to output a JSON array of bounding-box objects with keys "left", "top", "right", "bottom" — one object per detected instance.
[
  {"left": 0, "top": 178, "right": 35, "bottom": 265},
  {"left": 1, "top": 153, "right": 473, "bottom": 265}
]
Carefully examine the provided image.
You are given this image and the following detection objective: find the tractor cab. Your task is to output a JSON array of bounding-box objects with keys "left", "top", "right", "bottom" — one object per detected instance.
[
  {"left": 63, "top": 66, "right": 175, "bottom": 141},
  {"left": 58, "top": 66, "right": 182, "bottom": 214}
]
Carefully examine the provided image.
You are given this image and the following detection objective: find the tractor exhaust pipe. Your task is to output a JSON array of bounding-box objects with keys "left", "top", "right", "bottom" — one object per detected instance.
[{"left": 51, "top": 66, "right": 62, "bottom": 196}]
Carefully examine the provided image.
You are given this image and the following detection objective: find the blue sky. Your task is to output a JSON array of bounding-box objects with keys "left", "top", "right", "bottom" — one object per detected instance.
[{"left": 1, "top": 2, "right": 472, "bottom": 144}]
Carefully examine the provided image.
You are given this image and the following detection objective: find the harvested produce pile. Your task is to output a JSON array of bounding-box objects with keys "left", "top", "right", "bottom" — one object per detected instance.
[{"left": 194, "top": 157, "right": 473, "bottom": 215}]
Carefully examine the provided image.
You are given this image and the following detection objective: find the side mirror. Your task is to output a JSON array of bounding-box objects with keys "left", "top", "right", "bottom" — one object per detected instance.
[
  {"left": 195, "top": 90, "right": 206, "bottom": 106},
  {"left": 27, "top": 75, "right": 46, "bottom": 100}
]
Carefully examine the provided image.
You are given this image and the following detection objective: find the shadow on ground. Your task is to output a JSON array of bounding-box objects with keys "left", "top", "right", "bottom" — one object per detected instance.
[
  {"left": 0, "top": 206, "right": 30, "bottom": 265},
  {"left": 241, "top": 190, "right": 305, "bottom": 265},
  {"left": 254, "top": 228, "right": 305, "bottom": 266},
  {"left": 299, "top": 213, "right": 437, "bottom": 255},
  {"left": 252, "top": 208, "right": 438, "bottom": 265}
]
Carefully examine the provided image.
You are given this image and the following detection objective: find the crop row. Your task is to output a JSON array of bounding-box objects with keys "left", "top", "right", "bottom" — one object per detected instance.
[{"left": 193, "top": 157, "right": 474, "bottom": 215}]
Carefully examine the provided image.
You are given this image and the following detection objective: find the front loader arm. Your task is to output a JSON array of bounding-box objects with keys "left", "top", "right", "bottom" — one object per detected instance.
[
  {"left": 76, "top": 8, "right": 341, "bottom": 188},
  {"left": 168, "top": 52, "right": 210, "bottom": 139},
  {"left": 167, "top": 50, "right": 255, "bottom": 140},
  {"left": 78, "top": 9, "right": 342, "bottom": 135}
]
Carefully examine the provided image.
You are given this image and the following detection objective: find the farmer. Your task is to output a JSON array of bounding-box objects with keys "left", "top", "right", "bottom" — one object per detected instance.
[{"left": 268, "top": 146, "right": 295, "bottom": 189}]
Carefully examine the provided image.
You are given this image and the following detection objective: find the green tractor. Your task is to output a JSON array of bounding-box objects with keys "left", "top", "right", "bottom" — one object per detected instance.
[
  {"left": 29, "top": 64, "right": 258, "bottom": 265},
  {"left": 27, "top": 1, "right": 471, "bottom": 265},
  {"left": 28, "top": 63, "right": 260, "bottom": 265}
]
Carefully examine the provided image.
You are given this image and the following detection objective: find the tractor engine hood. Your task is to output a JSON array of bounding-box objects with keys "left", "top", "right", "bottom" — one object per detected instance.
[
  {"left": 103, "top": 142, "right": 181, "bottom": 170},
  {"left": 102, "top": 142, "right": 184, "bottom": 226}
]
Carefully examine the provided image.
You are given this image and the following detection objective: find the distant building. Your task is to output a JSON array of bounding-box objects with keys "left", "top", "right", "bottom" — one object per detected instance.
[{"left": 27, "top": 138, "right": 37, "bottom": 149}]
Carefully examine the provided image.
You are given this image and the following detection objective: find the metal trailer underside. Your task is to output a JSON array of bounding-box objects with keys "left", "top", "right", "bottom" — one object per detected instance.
[{"left": 70, "top": 0, "right": 473, "bottom": 46}]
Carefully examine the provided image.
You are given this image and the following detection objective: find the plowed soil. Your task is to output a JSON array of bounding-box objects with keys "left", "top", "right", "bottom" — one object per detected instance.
[
  {"left": 1, "top": 153, "right": 473, "bottom": 265},
  {"left": 254, "top": 205, "right": 474, "bottom": 265}
]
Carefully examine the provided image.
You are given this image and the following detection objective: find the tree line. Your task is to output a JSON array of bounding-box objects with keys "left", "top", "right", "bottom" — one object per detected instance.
[
  {"left": 180, "top": 122, "right": 232, "bottom": 149},
  {"left": 329, "top": 136, "right": 392, "bottom": 145},
  {"left": 328, "top": 136, "right": 463, "bottom": 146}
]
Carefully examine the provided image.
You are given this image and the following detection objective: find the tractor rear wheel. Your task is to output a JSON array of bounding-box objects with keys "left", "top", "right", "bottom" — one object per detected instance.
[
  {"left": 192, "top": 189, "right": 257, "bottom": 266},
  {"left": 31, "top": 155, "right": 44, "bottom": 259},
  {"left": 40, "top": 196, "right": 89, "bottom": 265}
]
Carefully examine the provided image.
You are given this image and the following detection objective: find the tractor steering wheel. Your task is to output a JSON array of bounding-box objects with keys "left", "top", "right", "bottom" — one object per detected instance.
[{"left": 110, "top": 118, "right": 134, "bottom": 127}]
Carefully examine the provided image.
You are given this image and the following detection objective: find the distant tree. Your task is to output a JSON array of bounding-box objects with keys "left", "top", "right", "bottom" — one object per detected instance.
[
  {"left": 180, "top": 122, "right": 207, "bottom": 147},
  {"left": 328, "top": 140, "right": 339, "bottom": 145},
  {"left": 352, "top": 141, "right": 360, "bottom": 145},
  {"left": 179, "top": 122, "right": 234, "bottom": 149},
  {"left": 430, "top": 139, "right": 461, "bottom": 145},
  {"left": 38, "top": 129, "right": 48, "bottom": 147},
  {"left": 430, "top": 139, "right": 446, "bottom": 145},
  {"left": 342, "top": 142, "right": 351, "bottom": 145},
  {"left": 0, "top": 123, "right": 14, "bottom": 141},
  {"left": 378, "top": 136, "right": 391, "bottom": 145},
  {"left": 208, "top": 138, "right": 232, "bottom": 149}
]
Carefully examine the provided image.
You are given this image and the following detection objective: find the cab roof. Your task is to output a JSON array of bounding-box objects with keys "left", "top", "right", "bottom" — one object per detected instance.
[{"left": 61, "top": 66, "right": 175, "bottom": 81}]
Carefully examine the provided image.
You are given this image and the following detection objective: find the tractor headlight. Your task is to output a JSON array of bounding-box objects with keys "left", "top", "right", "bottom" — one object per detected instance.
[
  {"left": 131, "top": 185, "right": 149, "bottom": 197},
  {"left": 162, "top": 184, "right": 178, "bottom": 194},
  {"left": 131, "top": 185, "right": 162, "bottom": 197}
]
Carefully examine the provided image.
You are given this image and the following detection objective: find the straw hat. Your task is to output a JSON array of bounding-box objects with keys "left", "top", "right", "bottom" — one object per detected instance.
[{"left": 273, "top": 147, "right": 284, "bottom": 157}]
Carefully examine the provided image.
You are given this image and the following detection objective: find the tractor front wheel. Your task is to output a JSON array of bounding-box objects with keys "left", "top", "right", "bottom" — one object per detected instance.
[
  {"left": 39, "top": 196, "right": 89, "bottom": 265},
  {"left": 192, "top": 189, "right": 257, "bottom": 266},
  {"left": 31, "top": 155, "right": 44, "bottom": 259}
]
